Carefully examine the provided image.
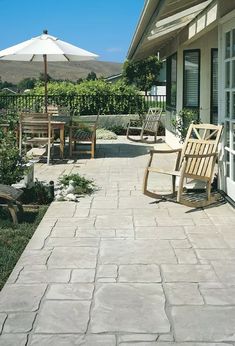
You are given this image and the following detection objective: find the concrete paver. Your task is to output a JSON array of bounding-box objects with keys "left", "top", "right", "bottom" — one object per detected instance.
[
  {"left": 3, "top": 312, "right": 35, "bottom": 333},
  {"left": 34, "top": 300, "right": 91, "bottom": 333},
  {"left": 0, "top": 137, "right": 234, "bottom": 344},
  {"left": 90, "top": 283, "right": 170, "bottom": 333},
  {"left": 172, "top": 306, "right": 235, "bottom": 341}
]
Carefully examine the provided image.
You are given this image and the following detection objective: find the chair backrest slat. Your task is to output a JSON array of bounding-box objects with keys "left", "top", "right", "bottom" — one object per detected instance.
[
  {"left": 180, "top": 123, "right": 223, "bottom": 179},
  {"left": 144, "top": 107, "right": 162, "bottom": 133},
  {"left": 20, "top": 112, "right": 51, "bottom": 138}
]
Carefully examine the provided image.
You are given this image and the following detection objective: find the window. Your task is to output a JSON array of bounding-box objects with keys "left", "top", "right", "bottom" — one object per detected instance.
[
  {"left": 211, "top": 49, "right": 218, "bottom": 124},
  {"left": 166, "top": 53, "right": 177, "bottom": 110},
  {"left": 183, "top": 50, "right": 200, "bottom": 108}
]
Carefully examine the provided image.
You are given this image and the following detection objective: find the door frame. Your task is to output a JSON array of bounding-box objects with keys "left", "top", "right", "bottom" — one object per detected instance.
[{"left": 218, "top": 15, "right": 235, "bottom": 201}]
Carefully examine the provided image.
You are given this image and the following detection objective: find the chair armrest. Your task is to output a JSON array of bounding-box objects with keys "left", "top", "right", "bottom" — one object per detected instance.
[
  {"left": 128, "top": 119, "right": 143, "bottom": 127},
  {"left": 149, "top": 148, "right": 182, "bottom": 154}
]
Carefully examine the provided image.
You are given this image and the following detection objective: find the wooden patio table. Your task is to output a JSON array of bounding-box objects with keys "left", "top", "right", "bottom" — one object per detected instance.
[{"left": 21, "top": 120, "right": 66, "bottom": 159}]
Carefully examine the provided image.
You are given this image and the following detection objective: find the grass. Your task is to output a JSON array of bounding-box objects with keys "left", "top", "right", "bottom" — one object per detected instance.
[{"left": 0, "top": 206, "right": 48, "bottom": 290}]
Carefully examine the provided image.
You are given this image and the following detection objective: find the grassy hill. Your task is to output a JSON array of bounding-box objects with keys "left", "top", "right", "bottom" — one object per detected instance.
[{"left": 0, "top": 60, "right": 122, "bottom": 83}]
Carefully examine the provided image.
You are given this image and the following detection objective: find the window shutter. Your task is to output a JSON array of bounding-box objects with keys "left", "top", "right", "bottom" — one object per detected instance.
[
  {"left": 211, "top": 49, "right": 218, "bottom": 124},
  {"left": 183, "top": 51, "right": 200, "bottom": 108}
]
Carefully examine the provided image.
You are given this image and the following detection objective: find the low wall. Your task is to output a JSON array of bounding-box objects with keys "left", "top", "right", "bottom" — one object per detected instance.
[{"left": 79, "top": 114, "right": 166, "bottom": 129}]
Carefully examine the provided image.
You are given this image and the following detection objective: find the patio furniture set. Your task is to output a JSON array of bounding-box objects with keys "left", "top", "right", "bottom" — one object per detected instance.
[
  {"left": 0, "top": 106, "right": 224, "bottom": 224},
  {"left": 1, "top": 106, "right": 99, "bottom": 162}
]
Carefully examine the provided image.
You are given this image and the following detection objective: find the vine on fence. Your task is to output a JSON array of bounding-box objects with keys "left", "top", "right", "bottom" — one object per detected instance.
[{"left": 0, "top": 80, "right": 166, "bottom": 116}]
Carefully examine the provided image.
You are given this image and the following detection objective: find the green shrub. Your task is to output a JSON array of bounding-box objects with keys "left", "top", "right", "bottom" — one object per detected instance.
[
  {"left": 21, "top": 179, "right": 53, "bottom": 205},
  {"left": 96, "top": 128, "right": 117, "bottom": 140},
  {"left": 0, "top": 130, "right": 26, "bottom": 185},
  {"left": 171, "top": 108, "right": 200, "bottom": 142},
  {"left": 31, "top": 79, "right": 145, "bottom": 115},
  {"left": 107, "top": 125, "right": 126, "bottom": 135},
  {"left": 59, "top": 174, "right": 95, "bottom": 195}
]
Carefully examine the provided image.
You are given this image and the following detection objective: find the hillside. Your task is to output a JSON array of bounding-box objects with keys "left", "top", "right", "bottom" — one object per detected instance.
[{"left": 0, "top": 60, "right": 122, "bottom": 83}]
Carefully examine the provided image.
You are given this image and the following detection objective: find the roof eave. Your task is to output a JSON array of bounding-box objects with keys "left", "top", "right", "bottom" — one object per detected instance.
[{"left": 127, "top": 0, "right": 164, "bottom": 60}]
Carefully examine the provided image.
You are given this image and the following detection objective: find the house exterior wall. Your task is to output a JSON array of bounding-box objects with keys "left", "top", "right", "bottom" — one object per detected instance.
[{"left": 164, "top": 27, "right": 218, "bottom": 148}]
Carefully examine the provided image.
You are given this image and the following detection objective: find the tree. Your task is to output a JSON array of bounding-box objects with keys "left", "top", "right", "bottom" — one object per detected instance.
[
  {"left": 76, "top": 78, "right": 84, "bottom": 84},
  {"left": 86, "top": 71, "right": 97, "bottom": 81},
  {"left": 123, "top": 55, "right": 162, "bottom": 95},
  {"left": 17, "top": 77, "right": 36, "bottom": 91},
  {"left": 0, "top": 79, "right": 15, "bottom": 90}
]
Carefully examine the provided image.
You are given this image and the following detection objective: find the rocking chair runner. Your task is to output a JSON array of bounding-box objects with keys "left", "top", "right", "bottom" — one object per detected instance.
[
  {"left": 143, "top": 123, "right": 223, "bottom": 208},
  {"left": 126, "top": 107, "right": 162, "bottom": 144}
]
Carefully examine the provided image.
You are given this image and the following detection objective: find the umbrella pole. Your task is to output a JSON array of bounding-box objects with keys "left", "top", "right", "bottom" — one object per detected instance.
[
  {"left": 43, "top": 54, "right": 51, "bottom": 165},
  {"left": 43, "top": 54, "right": 48, "bottom": 112}
]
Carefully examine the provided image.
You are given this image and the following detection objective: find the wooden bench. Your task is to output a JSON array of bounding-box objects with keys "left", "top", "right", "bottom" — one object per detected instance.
[{"left": 0, "top": 184, "right": 23, "bottom": 224}]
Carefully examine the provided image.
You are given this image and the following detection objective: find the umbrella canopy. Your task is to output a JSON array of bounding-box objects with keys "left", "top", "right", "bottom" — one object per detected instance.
[
  {"left": 0, "top": 30, "right": 99, "bottom": 62},
  {"left": 0, "top": 30, "right": 99, "bottom": 164}
]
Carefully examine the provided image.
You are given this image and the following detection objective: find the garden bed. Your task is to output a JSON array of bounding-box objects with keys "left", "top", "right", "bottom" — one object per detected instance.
[{"left": 0, "top": 206, "right": 47, "bottom": 290}]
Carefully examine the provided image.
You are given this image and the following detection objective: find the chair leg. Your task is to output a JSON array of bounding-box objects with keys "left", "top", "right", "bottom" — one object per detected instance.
[
  {"left": 69, "top": 140, "right": 73, "bottom": 158},
  {"left": 206, "top": 180, "right": 211, "bottom": 203},
  {"left": 91, "top": 140, "right": 95, "bottom": 159},
  {"left": 172, "top": 175, "right": 176, "bottom": 195},
  {"left": 142, "top": 153, "right": 158, "bottom": 197},
  {"left": 177, "top": 175, "right": 184, "bottom": 203},
  {"left": 142, "top": 167, "right": 150, "bottom": 195}
]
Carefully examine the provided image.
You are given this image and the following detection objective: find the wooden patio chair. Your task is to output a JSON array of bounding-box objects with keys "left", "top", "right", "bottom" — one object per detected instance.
[
  {"left": 126, "top": 107, "right": 162, "bottom": 143},
  {"left": 143, "top": 123, "right": 223, "bottom": 208},
  {"left": 19, "top": 112, "right": 54, "bottom": 162},
  {"left": 69, "top": 114, "right": 99, "bottom": 159},
  {"left": 0, "top": 184, "right": 23, "bottom": 224},
  {"left": 47, "top": 105, "right": 70, "bottom": 117}
]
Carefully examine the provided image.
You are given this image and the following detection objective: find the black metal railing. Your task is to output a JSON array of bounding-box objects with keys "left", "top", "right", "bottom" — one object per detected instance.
[{"left": 0, "top": 94, "right": 166, "bottom": 117}]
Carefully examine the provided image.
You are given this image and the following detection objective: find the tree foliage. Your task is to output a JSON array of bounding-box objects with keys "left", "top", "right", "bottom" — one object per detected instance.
[
  {"left": 123, "top": 55, "right": 162, "bottom": 94},
  {"left": 17, "top": 78, "right": 37, "bottom": 92},
  {"left": 86, "top": 71, "right": 97, "bottom": 81},
  {"left": 0, "top": 130, "right": 25, "bottom": 185}
]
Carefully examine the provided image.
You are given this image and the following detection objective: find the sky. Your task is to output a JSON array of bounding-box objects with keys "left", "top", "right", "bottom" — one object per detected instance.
[{"left": 0, "top": 0, "right": 144, "bottom": 63}]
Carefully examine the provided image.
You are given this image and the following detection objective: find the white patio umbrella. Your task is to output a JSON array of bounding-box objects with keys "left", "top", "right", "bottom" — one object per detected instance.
[{"left": 0, "top": 30, "right": 98, "bottom": 164}]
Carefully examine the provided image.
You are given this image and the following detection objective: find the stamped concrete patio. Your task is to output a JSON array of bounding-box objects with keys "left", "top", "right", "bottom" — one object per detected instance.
[{"left": 0, "top": 137, "right": 235, "bottom": 346}]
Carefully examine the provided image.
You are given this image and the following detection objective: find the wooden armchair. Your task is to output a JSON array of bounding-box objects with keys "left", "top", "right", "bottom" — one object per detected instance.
[
  {"left": 143, "top": 123, "right": 223, "bottom": 207},
  {"left": 47, "top": 105, "right": 70, "bottom": 117},
  {"left": 19, "top": 112, "right": 54, "bottom": 163},
  {"left": 69, "top": 114, "right": 99, "bottom": 159},
  {"left": 126, "top": 107, "right": 162, "bottom": 143}
]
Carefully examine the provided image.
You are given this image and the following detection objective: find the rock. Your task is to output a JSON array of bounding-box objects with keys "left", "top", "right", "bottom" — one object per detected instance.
[
  {"left": 64, "top": 181, "right": 75, "bottom": 194},
  {"left": 65, "top": 193, "right": 77, "bottom": 201}
]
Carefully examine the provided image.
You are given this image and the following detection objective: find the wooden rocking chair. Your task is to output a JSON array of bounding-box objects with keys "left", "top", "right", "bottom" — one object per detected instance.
[
  {"left": 143, "top": 123, "right": 223, "bottom": 208},
  {"left": 0, "top": 184, "right": 23, "bottom": 224},
  {"left": 126, "top": 107, "right": 162, "bottom": 144}
]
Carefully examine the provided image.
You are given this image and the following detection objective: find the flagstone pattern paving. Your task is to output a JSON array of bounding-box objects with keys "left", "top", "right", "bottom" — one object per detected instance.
[{"left": 0, "top": 138, "right": 235, "bottom": 345}]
